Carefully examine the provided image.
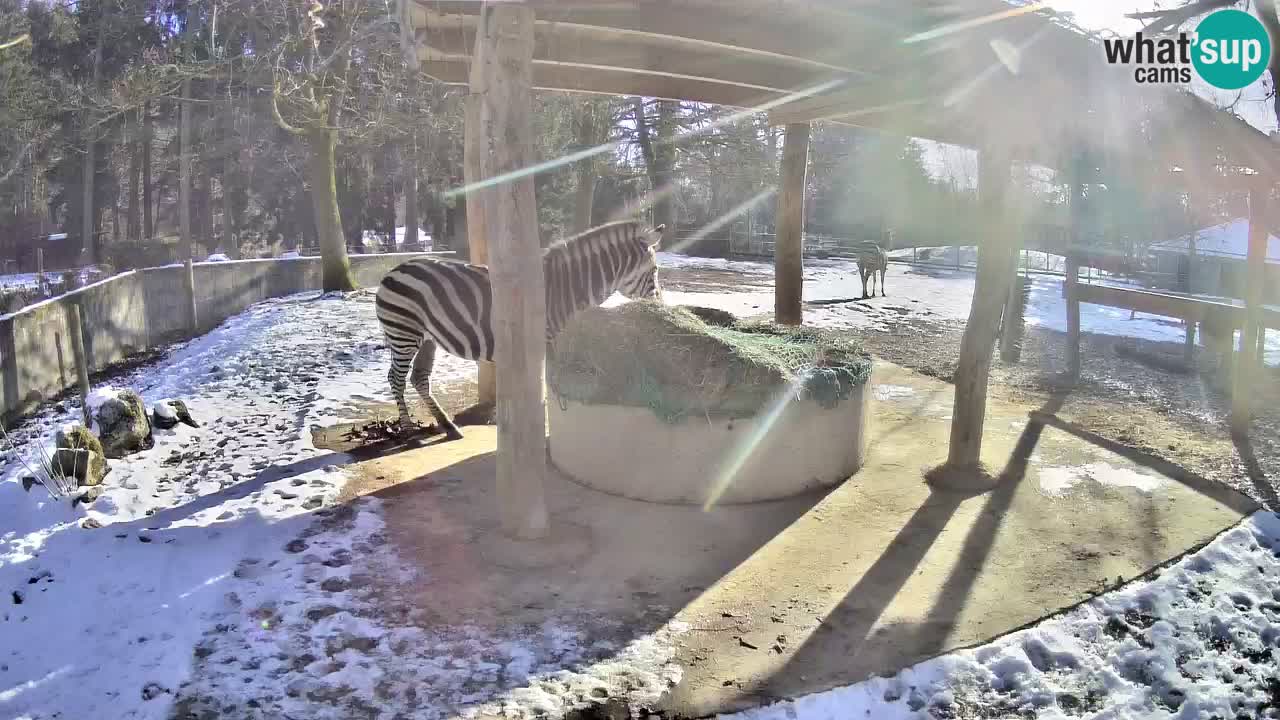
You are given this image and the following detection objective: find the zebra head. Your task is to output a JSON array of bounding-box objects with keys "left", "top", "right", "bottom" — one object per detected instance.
[{"left": 617, "top": 224, "right": 665, "bottom": 302}]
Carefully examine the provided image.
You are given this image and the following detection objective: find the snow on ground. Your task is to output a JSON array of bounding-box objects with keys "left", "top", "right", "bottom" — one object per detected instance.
[
  {"left": 0, "top": 272, "right": 41, "bottom": 290},
  {"left": 656, "top": 252, "right": 1280, "bottom": 366},
  {"left": 724, "top": 510, "right": 1280, "bottom": 720},
  {"left": 0, "top": 289, "right": 689, "bottom": 720}
]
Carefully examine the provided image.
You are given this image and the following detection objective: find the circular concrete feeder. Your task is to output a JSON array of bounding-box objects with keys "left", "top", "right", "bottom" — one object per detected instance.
[{"left": 549, "top": 385, "right": 869, "bottom": 505}]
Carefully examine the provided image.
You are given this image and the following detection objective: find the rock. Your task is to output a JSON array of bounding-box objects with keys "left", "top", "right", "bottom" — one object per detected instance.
[
  {"left": 20, "top": 477, "right": 36, "bottom": 492},
  {"left": 169, "top": 400, "right": 199, "bottom": 428},
  {"left": 51, "top": 447, "right": 109, "bottom": 487},
  {"left": 55, "top": 425, "right": 105, "bottom": 457},
  {"left": 152, "top": 401, "right": 179, "bottom": 430},
  {"left": 94, "top": 390, "right": 154, "bottom": 459},
  {"left": 72, "top": 486, "right": 104, "bottom": 507}
]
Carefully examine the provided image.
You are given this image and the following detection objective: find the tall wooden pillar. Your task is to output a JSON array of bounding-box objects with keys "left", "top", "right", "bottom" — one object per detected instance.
[
  {"left": 1232, "top": 178, "right": 1269, "bottom": 436},
  {"left": 774, "top": 122, "right": 809, "bottom": 325},
  {"left": 947, "top": 149, "right": 1015, "bottom": 470},
  {"left": 463, "top": 93, "right": 496, "bottom": 406},
  {"left": 471, "top": 2, "right": 548, "bottom": 539}
]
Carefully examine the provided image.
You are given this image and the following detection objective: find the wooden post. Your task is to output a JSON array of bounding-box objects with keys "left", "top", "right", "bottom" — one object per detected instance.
[
  {"left": 1232, "top": 179, "right": 1268, "bottom": 436},
  {"left": 946, "top": 150, "right": 1015, "bottom": 470},
  {"left": 464, "top": 63, "right": 496, "bottom": 406},
  {"left": 1065, "top": 175, "right": 1084, "bottom": 380},
  {"left": 1184, "top": 322, "right": 1197, "bottom": 365},
  {"left": 999, "top": 225, "right": 1026, "bottom": 363},
  {"left": 184, "top": 257, "right": 198, "bottom": 333},
  {"left": 67, "top": 302, "right": 92, "bottom": 427},
  {"left": 774, "top": 122, "right": 809, "bottom": 325},
  {"left": 36, "top": 248, "right": 45, "bottom": 297},
  {"left": 472, "top": 1, "right": 549, "bottom": 540}
]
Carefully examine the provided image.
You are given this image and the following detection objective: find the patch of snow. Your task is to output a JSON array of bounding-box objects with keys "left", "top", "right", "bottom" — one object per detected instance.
[
  {"left": 1037, "top": 462, "right": 1169, "bottom": 498},
  {"left": 152, "top": 401, "right": 176, "bottom": 422},
  {"left": 205, "top": 253, "right": 231, "bottom": 262},
  {"left": 723, "top": 510, "right": 1280, "bottom": 720},
  {"left": 873, "top": 384, "right": 916, "bottom": 402},
  {"left": 1153, "top": 217, "right": 1280, "bottom": 264}
]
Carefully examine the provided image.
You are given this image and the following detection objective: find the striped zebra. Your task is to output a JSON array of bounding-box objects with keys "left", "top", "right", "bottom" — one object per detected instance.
[
  {"left": 855, "top": 242, "right": 888, "bottom": 299},
  {"left": 374, "top": 220, "right": 665, "bottom": 439}
]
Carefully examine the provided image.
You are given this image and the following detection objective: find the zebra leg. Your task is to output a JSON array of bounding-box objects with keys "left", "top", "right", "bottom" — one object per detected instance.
[
  {"left": 387, "top": 341, "right": 417, "bottom": 432},
  {"left": 859, "top": 268, "right": 869, "bottom": 299},
  {"left": 880, "top": 267, "right": 886, "bottom": 296},
  {"left": 410, "top": 340, "right": 463, "bottom": 441}
]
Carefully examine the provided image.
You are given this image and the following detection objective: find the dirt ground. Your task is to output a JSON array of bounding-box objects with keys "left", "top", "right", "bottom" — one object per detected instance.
[{"left": 666, "top": 262, "right": 1280, "bottom": 512}]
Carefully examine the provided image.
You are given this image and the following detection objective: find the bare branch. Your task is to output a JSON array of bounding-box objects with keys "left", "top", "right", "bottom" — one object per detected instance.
[
  {"left": 272, "top": 77, "right": 310, "bottom": 135},
  {"left": 0, "top": 139, "right": 35, "bottom": 185},
  {"left": 1126, "top": 0, "right": 1235, "bottom": 34}
]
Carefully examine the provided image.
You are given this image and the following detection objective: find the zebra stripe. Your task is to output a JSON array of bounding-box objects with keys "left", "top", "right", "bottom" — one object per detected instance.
[{"left": 374, "top": 220, "right": 664, "bottom": 438}]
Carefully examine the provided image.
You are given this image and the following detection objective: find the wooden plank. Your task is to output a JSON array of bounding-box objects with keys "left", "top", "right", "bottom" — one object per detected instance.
[
  {"left": 417, "top": 18, "right": 840, "bottom": 92},
  {"left": 462, "top": 92, "right": 495, "bottom": 406},
  {"left": 472, "top": 1, "right": 549, "bottom": 540},
  {"left": 947, "top": 149, "right": 1014, "bottom": 470},
  {"left": 774, "top": 122, "right": 809, "bottom": 326},
  {"left": 1233, "top": 180, "right": 1268, "bottom": 436},
  {"left": 1072, "top": 284, "right": 1248, "bottom": 323}
]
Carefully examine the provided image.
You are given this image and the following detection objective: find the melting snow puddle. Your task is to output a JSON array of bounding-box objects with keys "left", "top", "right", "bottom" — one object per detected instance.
[
  {"left": 1037, "top": 462, "right": 1168, "bottom": 498},
  {"left": 873, "top": 384, "right": 916, "bottom": 402}
]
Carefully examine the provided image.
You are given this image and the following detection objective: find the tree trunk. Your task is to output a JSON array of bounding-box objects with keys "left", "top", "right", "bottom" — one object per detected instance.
[
  {"left": 404, "top": 145, "right": 419, "bottom": 250},
  {"left": 654, "top": 100, "right": 678, "bottom": 235},
  {"left": 308, "top": 127, "right": 357, "bottom": 291},
  {"left": 81, "top": 18, "right": 104, "bottom": 265},
  {"left": 572, "top": 104, "right": 597, "bottom": 232},
  {"left": 473, "top": 2, "right": 549, "bottom": 540},
  {"left": 143, "top": 101, "right": 153, "bottom": 240},
  {"left": 465, "top": 93, "right": 496, "bottom": 405},
  {"left": 1232, "top": 179, "right": 1269, "bottom": 436},
  {"left": 179, "top": 80, "right": 193, "bottom": 259},
  {"left": 404, "top": 72, "right": 420, "bottom": 250},
  {"left": 224, "top": 150, "right": 239, "bottom": 258},
  {"left": 775, "top": 122, "right": 809, "bottom": 326},
  {"left": 946, "top": 150, "right": 1014, "bottom": 471},
  {"left": 127, "top": 110, "right": 142, "bottom": 242},
  {"left": 631, "top": 96, "right": 675, "bottom": 234}
]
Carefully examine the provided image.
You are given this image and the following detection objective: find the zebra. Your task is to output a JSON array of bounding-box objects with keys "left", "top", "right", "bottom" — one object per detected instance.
[
  {"left": 855, "top": 242, "right": 888, "bottom": 299},
  {"left": 374, "top": 220, "right": 665, "bottom": 440}
]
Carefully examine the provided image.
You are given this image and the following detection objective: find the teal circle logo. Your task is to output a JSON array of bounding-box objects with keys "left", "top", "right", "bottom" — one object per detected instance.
[{"left": 1192, "top": 9, "right": 1271, "bottom": 90}]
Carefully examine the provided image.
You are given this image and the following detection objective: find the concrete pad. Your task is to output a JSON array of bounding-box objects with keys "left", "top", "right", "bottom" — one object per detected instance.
[{"left": 334, "top": 362, "right": 1256, "bottom": 718}]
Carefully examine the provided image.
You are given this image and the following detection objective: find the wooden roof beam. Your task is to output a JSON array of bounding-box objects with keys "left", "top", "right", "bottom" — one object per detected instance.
[
  {"left": 413, "top": 15, "right": 846, "bottom": 93},
  {"left": 407, "top": 0, "right": 938, "bottom": 73},
  {"left": 419, "top": 56, "right": 792, "bottom": 109}
]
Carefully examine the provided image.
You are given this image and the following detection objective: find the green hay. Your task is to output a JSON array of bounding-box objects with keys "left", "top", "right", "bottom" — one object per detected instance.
[{"left": 547, "top": 302, "right": 873, "bottom": 423}]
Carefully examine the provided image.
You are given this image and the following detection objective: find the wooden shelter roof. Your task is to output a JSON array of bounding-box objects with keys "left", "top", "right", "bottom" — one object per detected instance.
[{"left": 399, "top": 0, "right": 1278, "bottom": 178}]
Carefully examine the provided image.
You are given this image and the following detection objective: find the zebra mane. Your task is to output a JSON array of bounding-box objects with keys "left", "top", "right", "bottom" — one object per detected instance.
[{"left": 542, "top": 220, "right": 649, "bottom": 258}]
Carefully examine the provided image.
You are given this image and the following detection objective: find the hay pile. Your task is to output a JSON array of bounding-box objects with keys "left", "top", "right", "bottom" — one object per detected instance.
[{"left": 548, "top": 302, "right": 873, "bottom": 423}]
